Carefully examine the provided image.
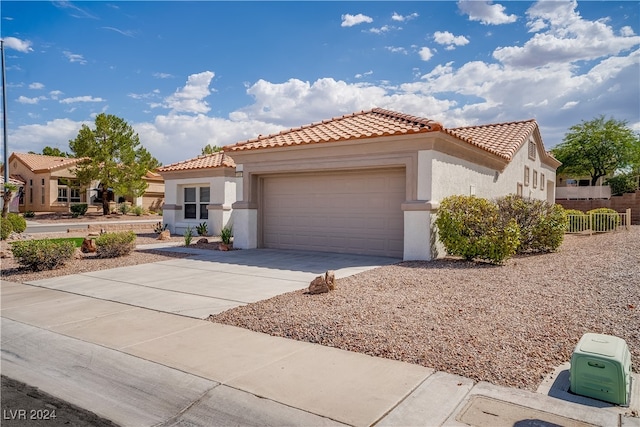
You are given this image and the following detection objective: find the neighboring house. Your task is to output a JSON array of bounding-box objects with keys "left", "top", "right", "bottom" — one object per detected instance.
[
  {"left": 556, "top": 173, "right": 611, "bottom": 200},
  {"left": 163, "top": 108, "right": 561, "bottom": 261},
  {"left": 0, "top": 175, "right": 26, "bottom": 213},
  {"left": 3, "top": 152, "right": 165, "bottom": 213},
  {"left": 133, "top": 171, "right": 165, "bottom": 212},
  {"left": 157, "top": 152, "right": 238, "bottom": 235},
  {"left": 5, "top": 152, "right": 89, "bottom": 213}
]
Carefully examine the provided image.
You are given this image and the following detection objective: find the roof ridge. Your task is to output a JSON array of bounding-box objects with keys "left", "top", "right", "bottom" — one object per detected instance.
[
  {"left": 449, "top": 118, "right": 536, "bottom": 131},
  {"left": 371, "top": 108, "right": 442, "bottom": 130}
]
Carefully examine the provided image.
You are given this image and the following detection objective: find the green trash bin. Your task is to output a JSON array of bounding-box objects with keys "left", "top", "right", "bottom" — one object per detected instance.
[{"left": 570, "top": 333, "right": 632, "bottom": 405}]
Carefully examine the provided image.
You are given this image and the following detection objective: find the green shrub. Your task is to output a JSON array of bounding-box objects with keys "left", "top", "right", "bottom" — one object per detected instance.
[
  {"left": 495, "top": 195, "right": 567, "bottom": 253},
  {"left": 564, "top": 209, "right": 589, "bottom": 233},
  {"left": 435, "top": 195, "right": 520, "bottom": 264},
  {"left": 70, "top": 203, "right": 88, "bottom": 218},
  {"left": 7, "top": 213, "right": 27, "bottom": 234},
  {"left": 587, "top": 208, "right": 620, "bottom": 232},
  {"left": 11, "top": 239, "right": 75, "bottom": 271},
  {"left": 184, "top": 226, "right": 194, "bottom": 246},
  {"left": 23, "top": 211, "right": 35, "bottom": 218},
  {"left": 95, "top": 231, "right": 136, "bottom": 258},
  {"left": 220, "top": 225, "right": 233, "bottom": 245},
  {"left": 153, "top": 221, "right": 168, "bottom": 234},
  {"left": 196, "top": 222, "right": 209, "bottom": 236},
  {"left": 118, "top": 203, "right": 131, "bottom": 215},
  {"left": 132, "top": 205, "right": 145, "bottom": 216},
  {"left": 605, "top": 174, "right": 639, "bottom": 196},
  {"left": 0, "top": 218, "right": 12, "bottom": 240}
]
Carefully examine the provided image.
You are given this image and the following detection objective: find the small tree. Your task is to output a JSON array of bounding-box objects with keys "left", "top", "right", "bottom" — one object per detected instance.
[
  {"left": 201, "top": 144, "right": 223, "bottom": 155},
  {"left": 69, "top": 114, "right": 160, "bottom": 215},
  {"left": 1, "top": 183, "right": 17, "bottom": 219},
  {"left": 552, "top": 116, "right": 640, "bottom": 186}
]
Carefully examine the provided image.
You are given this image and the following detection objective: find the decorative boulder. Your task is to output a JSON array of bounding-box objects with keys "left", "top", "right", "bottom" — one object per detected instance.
[
  {"left": 308, "top": 275, "right": 329, "bottom": 294},
  {"left": 157, "top": 230, "right": 171, "bottom": 240},
  {"left": 197, "top": 238, "right": 209, "bottom": 244},
  {"left": 326, "top": 270, "right": 336, "bottom": 290},
  {"left": 81, "top": 238, "right": 97, "bottom": 253}
]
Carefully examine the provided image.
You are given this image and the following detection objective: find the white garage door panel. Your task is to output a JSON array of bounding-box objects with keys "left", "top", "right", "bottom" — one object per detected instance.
[{"left": 262, "top": 169, "right": 405, "bottom": 258}]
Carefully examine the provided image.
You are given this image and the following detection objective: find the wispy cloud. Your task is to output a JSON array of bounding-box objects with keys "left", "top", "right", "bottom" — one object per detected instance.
[
  {"left": 2, "top": 37, "right": 33, "bottom": 53},
  {"left": 385, "top": 46, "right": 408, "bottom": 55},
  {"left": 457, "top": 1, "right": 517, "bottom": 25},
  {"left": 29, "top": 82, "right": 45, "bottom": 90},
  {"left": 341, "top": 13, "right": 373, "bottom": 28},
  {"left": 153, "top": 72, "right": 174, "bottom": 79},
  {"left": 63, "top": 51, "right": 87, "bottom": 65},
  {"left": 102, "top": 26, "right": 135, "bottom": 37},
  {"left": 391, "top": 12, "right": 418, "bottom": 22},
  {"left": 52, "top": 1, "right": 98, "bottom": 19},
  {"left": 49, "top": 90, "right": 63, "bottom": 100},
  {"left": 369, "top": 25, "right": 399, "bottom": 34},
  {"left": 17, "top": 96, "right": 46, "bottom": 104},
  {"left": 354, "top": 70, "right": 374, "bottom": 79},
  {"left": 60, "top": 96, "right": 105, "bottom": 104}
]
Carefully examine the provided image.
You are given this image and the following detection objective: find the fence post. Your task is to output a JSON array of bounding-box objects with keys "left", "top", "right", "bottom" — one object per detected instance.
[{"left": 626, "top": 208, "right": 631, "bottom": 230}]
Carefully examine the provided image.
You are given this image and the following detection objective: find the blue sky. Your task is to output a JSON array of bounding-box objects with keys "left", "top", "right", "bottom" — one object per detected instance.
[{"left": 1, "top": 1, "right": 639, "bottom": 165}]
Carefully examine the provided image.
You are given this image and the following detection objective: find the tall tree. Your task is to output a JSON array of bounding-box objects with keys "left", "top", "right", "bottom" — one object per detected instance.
[
  {"left": 41, "top": 146, "right": 70, "bottom": 157},
  {"left": 69, "top": 113, "right": 160, "bottom": 215},
  {"left": 552, "top": 116, "right": 640, "bottom": 186},
  {"left": 201, "top": 144, "right": 223, "bottom": 155}
]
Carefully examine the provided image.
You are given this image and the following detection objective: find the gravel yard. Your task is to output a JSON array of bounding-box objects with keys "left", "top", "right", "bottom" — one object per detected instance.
[{"left": 210, "top": 227, "right": 640, "bottom": 391}]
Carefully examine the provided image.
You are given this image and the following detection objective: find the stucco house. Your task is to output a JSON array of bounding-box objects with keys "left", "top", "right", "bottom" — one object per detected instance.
[
  {"left": 3, "top": 152, "right": 165, "bottom": 213},
  {"left": 157, "top": 152, "right": 238, "bottom": 235},
  {"left": 162, "top": 108, "right": 561, "bottom": 260}
]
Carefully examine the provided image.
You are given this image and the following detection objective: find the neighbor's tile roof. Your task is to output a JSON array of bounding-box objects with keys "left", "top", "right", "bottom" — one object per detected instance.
[
  {"left": 0, "top": 175, "right": 25, "bottom": 186},
  {"left": 12, "top": 152, "right": 84, "bottom": 172},
  {"left": 229, "top": 108, "right": 443, "bottom": 151},
  {"left": 157, "top": 151, "right": 236, "bottom": 172},
  {"left": 445, "top": 119, "right": 538, "bottom": 160}
]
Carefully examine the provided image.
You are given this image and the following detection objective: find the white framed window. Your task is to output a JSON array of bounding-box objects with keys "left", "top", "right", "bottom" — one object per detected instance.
[
  {"left": 524, "top": 166, "right": 530, "bottom": 186},
  {"left": 540, "top": 174, "right": 545, "bottom": 191},
  {"left": 517, "top": 183, "right": 523, "bottom": 197},
  {"left": 183, "top": 186, "right": 210, "bottom": 220},
  {"left": 57, "top": 178, "right": 81, "bottom": 203},
  {"left": 533, "top": 170, "right": 538, "bottom": 189}
]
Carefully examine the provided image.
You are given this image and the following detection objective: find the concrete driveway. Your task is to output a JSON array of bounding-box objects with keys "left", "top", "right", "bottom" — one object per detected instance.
[{"left": 25, "top": 248, "right": 399, "bottom": 318}]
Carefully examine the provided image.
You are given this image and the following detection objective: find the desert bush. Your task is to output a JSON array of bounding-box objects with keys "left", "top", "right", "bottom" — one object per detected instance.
[
  {"left": 153, "top": 221, "right": 168, "bottom": 234},
  {"left": 118, "top": 203, "right": 131, "bottom": 215},
  {"left": 564, "top": 209, "right": 589, "bottom": 233},
  {"left": 11, "top": 239, "right": 75, "bottom": 271},
  {"left": 435, "top": 195, "right": 520, "bottom": 264},
  {"left": 587, "top": 208, "right": 620, "bottom": 232},
  {"left": 220, "top": 225, "right": 233, "bottom": 245},
  {"left": 0, "top": 218, "right": 12, "bottom": 240},
  {"left": 7, "top": 213, "right": 27, "bottom": 234},
  {"left": 23, "top": 211, "right": 35, "bottom": 218},
  {"left": 95, "top": 231, "right": 136, "bottom": 258},
  {"left": 196, "top": 222, "right": 209, "bottom": 236},
  {"left": 495, "top": 195, "right": 567, "bottom": 253},
  {"left": 132, "top": 205, "right": 145, "bottom": 216},
  {"left": 70, "top": 203, "right": 88, "bottom": 218},
  {"left": 184, "top": 226, "right": 194, "bottom": 246}
]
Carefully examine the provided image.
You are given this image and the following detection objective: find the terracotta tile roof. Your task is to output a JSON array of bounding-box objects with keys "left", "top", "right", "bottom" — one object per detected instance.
[
  {"left": 0, "top": 175, "right": 25, "bottom": 186},
  {"left": 444, "top": 120, "right": 538, "bottom": 160},
  {"left": 229, "top": 108, "right": 443, "bottom": 151},
  {"left": 157, "top": 151, "right": 236, "bottom": 172},
  {"left": 11, "top": 152, "right": 84, "bottom": 172}
]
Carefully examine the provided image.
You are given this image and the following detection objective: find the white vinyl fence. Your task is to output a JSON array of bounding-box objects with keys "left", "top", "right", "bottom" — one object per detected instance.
[{"left": 566, "top": 208, "right": 632, "bottom": 235}]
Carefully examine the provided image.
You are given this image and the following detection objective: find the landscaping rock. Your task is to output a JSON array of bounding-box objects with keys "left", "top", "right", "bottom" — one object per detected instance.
[
  {"left": 197, "top": 238, "right": 209, "bottom": 244},
  {"left": 81, "top": 238, "right": 97, "bottom": 253},
  {"left": 308, "top": 275, "right": 329, "bottom": 294},
  {"left": 218, "top": 243, "right": 230, "bottom": 251},
  {"left": 326, "top": 270, "right": 336, "bottom": 290},
  {"left": 157, "top": 230, "right": 171, "bottom": 240}
]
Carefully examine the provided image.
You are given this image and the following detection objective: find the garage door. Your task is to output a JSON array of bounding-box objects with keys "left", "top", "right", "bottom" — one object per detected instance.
[{"left": 262, "top": 168, "right": 405, "bottom": 258}]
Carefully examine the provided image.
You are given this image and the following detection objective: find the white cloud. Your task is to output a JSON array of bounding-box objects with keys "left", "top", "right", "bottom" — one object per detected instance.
[
  {"left": 620, "top": 26, "right": 635, "bottom": 37},
  {"left": 355, "top": 70, "right": 374, "bottom": 79},
  {"left": 385, "top": 46, "right": 408, "bottom": 55},
  {"left": 153, "top": 72, "right": 173, "bottom": 79},
  {"left": 102, "top": 26, "right": 135, "bottom": 37},
  {"left": 2, "top": 36, "right": 33, "bottom": 53},
  {"left": 369, "top": 25, "right": 394, "bottom": 34},
  {"left": 63, "top": 51, "right": 87, "bottom": 65},
  {"left": 5, "top": 118, "right": 85, "bottom": 155},
  {"left": 163, "top": 71, "right": 214, "bottom": 114},
  {"left": 17, "top": 96, "right": 46, "bottom": 104},
  {"left": 494, "top": 1, "right": 640, "bottom": 67},
  {"left": 457, "top": 1, "right": 517, "bottom": 25},
  {"left": 433, "top": 31, "right": 470, "bottom": 49},
  {"left": 341, "top": 13, "right": 373, "bottom": 27},
  {"left": 49, "top": 90, "right": 63, "bottom": 100},
  {"left": 59, "top": 96, "right": 105, "bottom": 104},
  {"left": 418, "top": 47, "right": 434, "bottom": 61},
  {"left": 561, "top": 101, "right": 579, "bottom": 110},
  {"left": 29, "top": 82, "right": 45, "bottom": 90},
  {"left": 391, "top": 12, "right": 418, "bottom": 22}
]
